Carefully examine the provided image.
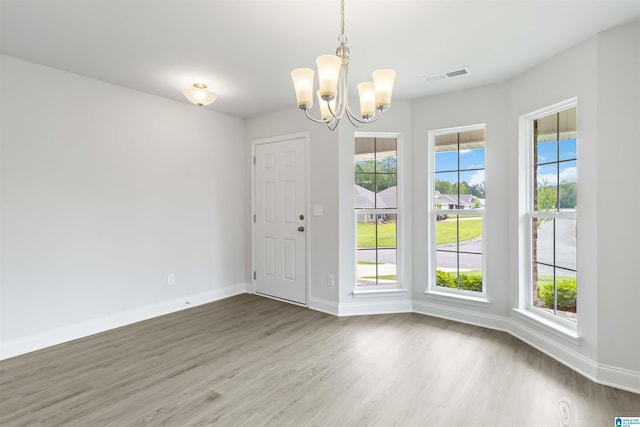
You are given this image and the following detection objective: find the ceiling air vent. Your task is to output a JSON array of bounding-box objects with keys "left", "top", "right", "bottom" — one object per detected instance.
[
  {"left": 423, "top": 67, "right": 470, "bottom": 82},
  {"left": 446, "top": 67, "right": 470, "bottom": 78}
]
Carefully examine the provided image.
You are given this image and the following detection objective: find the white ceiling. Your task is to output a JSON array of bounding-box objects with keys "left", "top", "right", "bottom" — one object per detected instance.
[{"left": 1, "top": 0, "right": 639, "bottom": 119}]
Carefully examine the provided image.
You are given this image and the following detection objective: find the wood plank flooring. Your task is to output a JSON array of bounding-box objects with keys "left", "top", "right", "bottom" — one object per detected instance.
[{"left": 1, "top": 294, "right": 638, "bottom": 426}]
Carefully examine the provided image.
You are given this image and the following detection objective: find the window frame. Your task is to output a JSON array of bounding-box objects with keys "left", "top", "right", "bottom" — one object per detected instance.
[
  {"left": 427, "top": 124, "right": 488, "bottom": 300},
  {"left": 520, "top": 98, "right": 578, "bottom": 332},
  {"left": 354, "top": 132, "right": 403, "bottom": 290}
]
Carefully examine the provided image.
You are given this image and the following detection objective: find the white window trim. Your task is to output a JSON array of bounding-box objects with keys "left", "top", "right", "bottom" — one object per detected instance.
[
  {"left": 519, "top": 98, "right": 578, "bottom": 334},
  {"left": 427, "top": 124, "right": 488, "bottom": 302},
  {"left": 353, "top": 287, "right": 409, "bottom": 299},
  {"left": 513, "top": 308, "right": 581, "bottom": 345},
  {"left": 354, "top": 132, "right": 404, "bottom": 292}
]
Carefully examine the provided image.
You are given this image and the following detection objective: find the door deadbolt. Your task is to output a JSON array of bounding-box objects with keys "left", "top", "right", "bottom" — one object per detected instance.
[
  {"left": 299, "top": 214, "right": 304, "bottom": 220},
  {"left": 298, "top": 226, "right": 305, "bottom": 232}
]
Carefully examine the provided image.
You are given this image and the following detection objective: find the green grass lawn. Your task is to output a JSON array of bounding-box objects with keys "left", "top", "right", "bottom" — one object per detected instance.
[
  {"left": 435, "top": 219, "right": 482, "bottom": 244},
  {"left": 357, "top": 218, "right": 483, "bottom": 248},
  {"left": 357, "top": 222, "right": 396, "bottom": 248}
]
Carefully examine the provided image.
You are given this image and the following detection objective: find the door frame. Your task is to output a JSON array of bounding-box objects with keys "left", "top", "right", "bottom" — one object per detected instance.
[{"left": 251, "top": 132, "right": 311, "bottom": 306}]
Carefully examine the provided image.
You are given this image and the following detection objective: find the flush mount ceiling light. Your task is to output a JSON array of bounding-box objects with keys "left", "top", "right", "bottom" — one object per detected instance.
[
  {"left": 183, "top": 83, "right": 217, "bottom": 107},
  {"left": 290, "top": 0, "right": 396, "bottom": 131}
]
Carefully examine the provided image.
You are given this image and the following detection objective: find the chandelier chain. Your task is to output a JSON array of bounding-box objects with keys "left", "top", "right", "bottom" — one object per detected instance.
[{"left": 339, "top": 0, "right": 347, "bottom": 43}]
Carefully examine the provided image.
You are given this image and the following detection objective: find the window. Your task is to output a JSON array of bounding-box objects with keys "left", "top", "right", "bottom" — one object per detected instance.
[
  {"left": 530, "top": 105, "right": 577, "bottom": 322},
  {"left": 430, "top": 126, "right": 485, "bottom": 294},
  {"left": 355, "top": 136, "right": 397, "bottom": 285}
]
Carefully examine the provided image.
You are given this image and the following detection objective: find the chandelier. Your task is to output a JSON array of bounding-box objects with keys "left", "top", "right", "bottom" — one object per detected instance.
[{"left": 290, "top": 0, "right": 396, "bottom": 131}]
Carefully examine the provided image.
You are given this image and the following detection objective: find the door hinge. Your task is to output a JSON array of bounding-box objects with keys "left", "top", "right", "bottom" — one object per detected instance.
[
  {"left": 253, "top": 156, "right": 256, "bottom": 165},
  {"left": 253, "top": 271, "right": 256, "bottom": 280},
  {"left": 253, "top": 213, "right": 256, "bottom": 222}
]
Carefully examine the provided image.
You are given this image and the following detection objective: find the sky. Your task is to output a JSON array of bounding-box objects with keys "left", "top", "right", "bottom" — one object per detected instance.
[
  {"left": 536, "top": 138, "right": 577, "bottom": 185},
  {"left": 435, "top": 146, "right": 485, "bottom": 186},
  {"left": 434, "top": 139, "right": 577, "bottom": 186}
]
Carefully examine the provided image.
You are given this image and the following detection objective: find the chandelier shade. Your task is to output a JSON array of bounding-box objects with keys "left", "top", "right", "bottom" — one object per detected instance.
[
  {"left": 290, "top": 0, "right": 396, "bottom": 130},
  {"left": 316, "top": 55, "right": 342, "bottom": 100},
  {"left": 291, "top": 68, "right": 315, "bottom": 108},
  {"left": 373, "top": 69, "right": 396, "bottom": 110},
  {"left": 357, "top": 82, "right": 375, "bottom": 119}
]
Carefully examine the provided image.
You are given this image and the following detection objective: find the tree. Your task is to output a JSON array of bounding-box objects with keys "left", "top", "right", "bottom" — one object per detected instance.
[
  {"left": 468, "top": 183, "right": 485, "bottom": 198},
  {"left": 536, "top": 179, "right": 557, "bottom": 211},
  {"left": 355, "top": 158, "right": 397, "bottom": 192},
  {"left": 559, "top": 181, "right": 577, "bottom": 209},
  {"left": 435, "top": 180, "right": 485, "bottom": 198},
  {"left": 435, "top": 179, "right": 454, "bottom": 194}
]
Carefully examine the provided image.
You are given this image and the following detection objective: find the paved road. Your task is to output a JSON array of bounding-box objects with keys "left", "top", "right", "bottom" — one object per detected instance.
[{"left": 356, "top": 219, "right": 576, "bottom": 274}]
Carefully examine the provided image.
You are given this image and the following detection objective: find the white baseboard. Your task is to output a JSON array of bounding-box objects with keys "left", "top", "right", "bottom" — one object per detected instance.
[
  {"left": 508, "top": 318, "right": 599, "bottom": 382},
  {"left": 412, "top": 299, "right": 639, "bottom": 395},
  {"left": 308, "top": 296, "right": 339, "bottom": 316},
  {"left": 0, "top": 283, "right": 246, "bottom": 360},
  {"left": 3, "top": 288, "right": 638, "bottom": 395},
  {"left": 338, "top": 298, "right": 412, "bottom": 316},
  {"left": 412, "top": 299, "right": 510, "bottom": 332},
  {"left": 596, "top": 363, "right": 640, "bottom": 395},
  {"left": 511, "top": 319, "right": 639, "bottom": 394}
]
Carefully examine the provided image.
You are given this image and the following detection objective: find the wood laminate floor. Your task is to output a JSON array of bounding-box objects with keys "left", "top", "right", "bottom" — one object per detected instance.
[{"left": 1, "top": 294, "right": 639, "bottom": 426}]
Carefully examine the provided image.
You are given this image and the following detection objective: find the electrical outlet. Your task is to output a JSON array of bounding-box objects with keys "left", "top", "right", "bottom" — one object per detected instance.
[
  {"left": 167, "top": 273, "right": 175, "bottom": 285},
  {"left": 327, "top": 274, "right": 335, "bottom": 287}
]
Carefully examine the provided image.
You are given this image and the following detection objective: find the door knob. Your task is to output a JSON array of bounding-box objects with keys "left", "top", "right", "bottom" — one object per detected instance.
[{"left": 298, "top": 226, "right": 305, "bottom": 232}]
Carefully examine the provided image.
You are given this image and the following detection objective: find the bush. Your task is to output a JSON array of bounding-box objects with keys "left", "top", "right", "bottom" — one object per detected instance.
[
  {"left": 436, "top": 270, "right": 483, "bottom": 292},
  {"left": 538, "top": 279, "right": 577, "bottom": 312},
  {"left": 436, "top": 270, "right": 456, "bottom": 288},
  {"left": 459, "top": 273, "right": 483, "bottom": 292}
]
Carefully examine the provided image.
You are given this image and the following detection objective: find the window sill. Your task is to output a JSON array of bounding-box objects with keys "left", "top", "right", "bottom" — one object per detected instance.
[
  {"left": 424, "top": 290, "right": 490, "bottom": 307},
  {"left": 512, "top": 308, "right": 581, "bottom": 346},
  {"left": 352, "top": 288, "right": 409, "bottom": 299}
]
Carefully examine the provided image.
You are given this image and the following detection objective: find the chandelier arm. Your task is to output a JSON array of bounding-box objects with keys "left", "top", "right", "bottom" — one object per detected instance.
[
  {"left": 328, "top": 64, "right": 349, "bottom": 121},
  {"left": 345, "top": 112, "right": 366, "bottom": 128},
  {"left": 327, "top": 97, "right": 344, "bottom": 122},
  {"left": 337, "top": 61, "right": 383, "bottom": 126},
  {"left": 345, "top": 103, "right": 382, "bottom": 125},
  {"left": 304, "top": 108, "right": 333, "bottom": 124}
]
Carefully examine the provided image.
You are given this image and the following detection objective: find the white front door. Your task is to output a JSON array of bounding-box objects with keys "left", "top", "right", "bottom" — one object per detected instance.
[{"left": 254, "top": 137, "right": 306, "bottom": 304}]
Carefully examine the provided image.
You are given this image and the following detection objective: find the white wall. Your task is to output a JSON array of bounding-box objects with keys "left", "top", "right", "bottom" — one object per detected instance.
[
  {"left": 409, "top": 21, "right": 640, "bottom": 392},
  {"left": 337, "top": 100, "right": 413, "bottom": 313},
  {"left": 245, "top": 108, "right": 340, "bottom": 311},
  {"left": 507, "top": 36, "right": 599, "bottom": 366},
  {"left": 2, "top": 16, "right": 638, "bottom": 393},
  {"left": 0, "top": 55, "right": 248, "bottom": 358},
  {"left": 245, "top": 21, "right": 639, "bottom": 391},
  {"left": 412, "top": 84, "right": 510, "bottom": 320},
  {"left": 246, "top": 100, "right": 413, "bottom": 316},
  {"left": 596, "top": 19, "right": 640, "bottom": 374}
]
